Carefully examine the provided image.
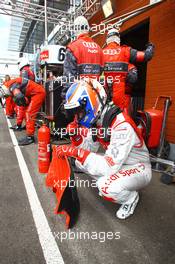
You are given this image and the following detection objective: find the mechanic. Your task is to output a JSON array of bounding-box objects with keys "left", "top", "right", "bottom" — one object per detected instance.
[
  {"left": 10, "top": 57, "right": 35, "bottom": 131},
  {"left": 62, "top": 15, "right": 104, "bottom": 99},
  {"left": 0, "top": 77, "right": 45, "bottom": 145},
  {"left": 103, "top": 27, "right": 154, "bottom": 110},
  {"left": 56, "top": 80, "right": 152, "bottom": 219},
  {"left": 3, "top": 75, "right": 15, "bottom": 118}
]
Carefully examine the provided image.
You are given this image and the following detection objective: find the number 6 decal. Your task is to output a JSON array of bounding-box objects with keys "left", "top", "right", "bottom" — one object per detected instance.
[{"left": 58, "top": 48, "right": 66, "bottom": 62}]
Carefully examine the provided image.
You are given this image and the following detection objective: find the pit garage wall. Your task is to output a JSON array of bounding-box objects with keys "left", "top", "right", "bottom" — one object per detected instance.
[
  {"left": 146, "top": 0, "right": 175, "bottom": 144},
  {"left": 89, "top": 0, "right": 175, "bottom": 144}
]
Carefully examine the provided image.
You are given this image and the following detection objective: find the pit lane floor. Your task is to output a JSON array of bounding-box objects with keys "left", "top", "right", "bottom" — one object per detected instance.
[{"left": 0, "top": 107, "right": 175, "bottom": 264}]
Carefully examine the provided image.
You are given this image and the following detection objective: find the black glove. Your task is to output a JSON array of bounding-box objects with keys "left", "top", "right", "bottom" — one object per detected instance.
[
  {"left": 145, "top": 42, "right": 155, "bottom": 61},
  {"left": 126, "top": 68, "right": 138, "bottom": 84},
  {"left": 13, "top": 93, "right": 27, "bottom": 106},
  {"left": 106, "top": 80, "right": 113, "bottom": 103},
  {"left": 145, "top": 42, "right": 155, "bottom": 49}
]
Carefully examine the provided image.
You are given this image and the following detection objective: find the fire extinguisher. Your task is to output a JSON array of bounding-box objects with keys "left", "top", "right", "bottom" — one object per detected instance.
[{"left": 38, "top": 123, "right": 51, "bottom": 174}]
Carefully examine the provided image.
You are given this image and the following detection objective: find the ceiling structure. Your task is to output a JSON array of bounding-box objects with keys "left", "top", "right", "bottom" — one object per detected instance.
[
  {"left": 0, "top": 0, "right": 101, "bottom": 54},
  {"left": 0, "top": 0, "right": 71, "bottom": 53}
]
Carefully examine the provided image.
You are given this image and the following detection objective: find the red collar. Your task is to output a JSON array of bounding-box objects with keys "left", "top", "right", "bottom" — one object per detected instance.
[{"left": 77, "top": 33, "right": 89, "bottom": 39}]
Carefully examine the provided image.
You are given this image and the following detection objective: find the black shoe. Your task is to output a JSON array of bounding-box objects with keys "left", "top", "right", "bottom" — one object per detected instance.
[
  {"left": 10, "top": 125, "right": 22, "bottom": 131},
  {"left": 7, "top": 115, "right": 14, "bottom": 119},
  {"left": 18, "top": 136, "right": 35, "bottom": 146}
]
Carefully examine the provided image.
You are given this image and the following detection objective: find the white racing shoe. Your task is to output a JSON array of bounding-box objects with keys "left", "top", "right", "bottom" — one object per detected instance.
[{"left": 116, "top": 192, "right": 139, "bottom": 220}]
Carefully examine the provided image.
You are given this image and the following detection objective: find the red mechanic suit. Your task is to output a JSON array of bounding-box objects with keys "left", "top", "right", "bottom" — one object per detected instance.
[
  {"left": 62, "top": 33, "right": 104, "bottom": 97},
  {"left": 5, "top": 78, "right": 45, "bottom": 136},
  {"left": 16, "top": 66, "right": 35, "bottom": 126},
  {"left": 5, "top": 96, "right": 15, "bottom": 116},
  {"left": 103, "top": 42, "right": 154, "bottom": 109},
  {"left": 57, "top": 106, "right": 152, "bottom": 204},
  {"left": 3, "top": 81, "right": 16, "bottom": 117}
]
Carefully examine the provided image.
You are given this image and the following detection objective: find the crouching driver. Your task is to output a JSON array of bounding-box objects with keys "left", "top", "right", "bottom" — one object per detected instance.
[{"left": 56, "top": 80, "right": 152, "bottom": 219}]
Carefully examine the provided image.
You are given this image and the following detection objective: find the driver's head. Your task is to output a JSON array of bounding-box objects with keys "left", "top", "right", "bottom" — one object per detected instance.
[
  {"left": 64, "top": 80, "right": 107, "bottom": 128},
  {"left": 106, "top": 27, "right": 120, "bottom": 45}
]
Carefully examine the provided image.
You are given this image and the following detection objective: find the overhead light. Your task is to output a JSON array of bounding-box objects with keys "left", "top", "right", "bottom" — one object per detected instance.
[{"left": 101, "top": 0, "right": 113, "bottom": 18}]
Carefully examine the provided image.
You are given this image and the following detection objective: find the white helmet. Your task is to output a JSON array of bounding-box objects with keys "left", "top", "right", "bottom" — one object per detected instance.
[
  {"left": 107, "top": 27, "right": 120, "bottom": 45},
  {"left": 17, "top": 57, "right": 30, "bottom": 70},
  {"left": 64, "top": 79, "right": 107, "bottom": 128},
  {"left": 0, "top": 85, "right": 11, "bottom": 98},
  {"left": 73, "top": 16, "right": 89, "bottom": 37}
]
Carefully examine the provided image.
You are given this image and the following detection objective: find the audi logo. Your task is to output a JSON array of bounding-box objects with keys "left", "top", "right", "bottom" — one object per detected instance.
[
  {"left": 83, "top": 42, "right": 98, "bottom": 48},
  {"left": 103, "top": 49, "right": 121, "bottom": 55}
]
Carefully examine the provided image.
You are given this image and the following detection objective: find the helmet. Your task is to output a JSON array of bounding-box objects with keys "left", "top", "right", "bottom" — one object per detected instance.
[
  {"left": 0, "top": 85, "right": 11, "bottom": 98},
  {"left": 73, "top": 16, "right": 89, "bottom": 37},
  {"left": 17, "top": 57, "right": 30, "bottom": 70},
  {"left": 107, "top": 27, "right": 120, "bottom": 45},
  {"left": 64, "top": 80, "right": 107, "bottom": 128}
]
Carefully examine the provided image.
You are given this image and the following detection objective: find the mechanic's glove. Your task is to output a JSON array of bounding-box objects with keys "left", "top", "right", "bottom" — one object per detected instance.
[
  {"left": 13, "top": 93, "right": 27, "bottom": 106},
  {"left": 56, "top": 145, "right": 90, "bottom": 164},
  {"left": 126, "top": 68, "right": 138, "bottom": 84},
  {"left": 145, "top": 42, "right": 155, "bottom": 49},
  {"left": 145, "top": 42, "right": 155, "bottom": 60}
]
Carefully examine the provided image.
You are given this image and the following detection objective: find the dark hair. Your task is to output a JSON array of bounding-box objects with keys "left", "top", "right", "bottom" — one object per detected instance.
[{"left": 5, "top": 75, "right": 10, "bottom": 81}]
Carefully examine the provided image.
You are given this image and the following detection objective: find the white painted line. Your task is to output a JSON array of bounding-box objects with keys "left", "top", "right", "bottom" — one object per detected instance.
[{"left": 6, "top": 116, "right": 64, "bottom": 264}]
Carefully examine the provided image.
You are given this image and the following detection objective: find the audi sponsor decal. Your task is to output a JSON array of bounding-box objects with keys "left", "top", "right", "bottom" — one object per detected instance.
[
  {"left": 103, "top": 49, "right": 121, "bottom": 55},
  {"left": 104, "top": 62, "right": 128, "bottom": 72},
  {"left": 82, "top": 41, "right": 98, "bottom": 49},
  {"left": 78, "top": 64, "right": 101, "bottom": 75}
]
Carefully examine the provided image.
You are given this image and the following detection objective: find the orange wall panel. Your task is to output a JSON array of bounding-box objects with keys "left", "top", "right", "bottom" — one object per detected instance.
[
  {"left": 146, "top": 0, "right": 175, "bottom": 143},
  {"left": 89, "top": 0, "right": 175, "bottom": 142}
]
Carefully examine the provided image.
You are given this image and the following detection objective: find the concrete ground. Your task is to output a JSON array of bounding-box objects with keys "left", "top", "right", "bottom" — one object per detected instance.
[{"left": 0, "top": 107, "right": 175, "bottom": 264}]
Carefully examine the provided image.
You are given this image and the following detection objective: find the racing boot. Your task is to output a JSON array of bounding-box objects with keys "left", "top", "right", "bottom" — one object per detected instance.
[
  {"left": 116, "top": 191, "right": 139, "bottom": 220},
  {"left": 18, "top": 135, "right": 35, "bottom": 146},
  {"left": 10, "top": 124, "right": 22, "bottom": 131}
]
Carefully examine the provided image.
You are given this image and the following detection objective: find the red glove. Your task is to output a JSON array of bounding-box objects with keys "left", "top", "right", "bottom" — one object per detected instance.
[
  {"left": 25, "top": 97, "right": 30, "bottom": 105},
  {"left": 66, "top": 120, "right": 88, "bottom": 147},
  {"left": 56, "top": 145, "right": 90, "bottom": 164},
  {"left": 66, "top": 120, "right": 78, "bottom": 135},
  {"left": 67, "top": 121, "right": 82, "bottom": 146}
]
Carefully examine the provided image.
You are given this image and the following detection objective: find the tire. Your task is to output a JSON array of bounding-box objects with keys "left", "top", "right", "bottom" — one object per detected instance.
[{"left": 160, "top": 173, "right": 173, "bottom": 185}]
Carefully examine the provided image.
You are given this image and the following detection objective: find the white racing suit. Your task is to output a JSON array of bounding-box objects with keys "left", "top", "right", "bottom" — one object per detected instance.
[{"left": 75, "top": 111, "right": 152, "bottom": 204}]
